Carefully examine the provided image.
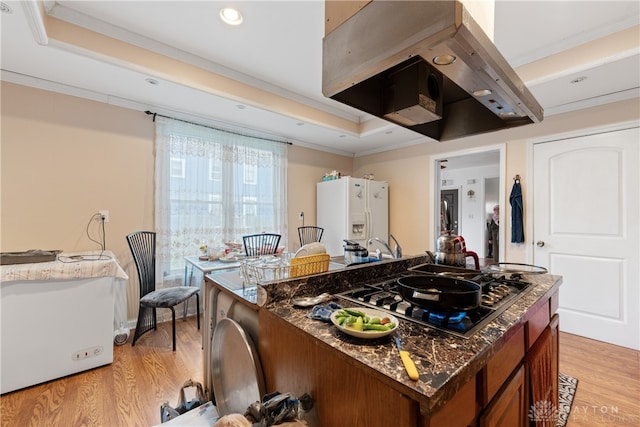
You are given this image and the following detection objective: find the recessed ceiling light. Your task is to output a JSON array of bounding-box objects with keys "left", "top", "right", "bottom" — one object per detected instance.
[
  {"left": 570, "top": 76, "right": 587, "bottom": 84},
  {"left": 339, "top": 135, "right": 347, "bottom": 138},
  {"left": 473, "top": 89, "right": 492, "bottom": 97},
  {"left": 296, "top": 122, "right": 304, "bottom": 126},
  {"left": 385, "top": 130, "right": 393, "bottom": 135},
  {"left": 220, "top": 7, "right": 243, "bottom": 26},
  {"left": 433, "top": 54, "right": 456, "bottom": 65},
  {"left": 236, "top": 104, "right": 246, "bottom": 109},
  {"left": 145, "top": 78, "right": 159, "bottom": 85}
]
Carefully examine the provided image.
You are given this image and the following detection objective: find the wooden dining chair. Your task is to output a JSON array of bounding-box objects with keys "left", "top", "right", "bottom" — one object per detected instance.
[
  {"left": 242, "top": 233, "right": 281, "bottom": 256},
  {"left": 298, "top": 226, "right": 324, "bottom": 246}
]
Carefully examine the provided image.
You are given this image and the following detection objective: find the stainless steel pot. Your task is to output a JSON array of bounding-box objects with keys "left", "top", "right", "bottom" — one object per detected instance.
[{"left": 434, "top": 231, "right": 467, "bottom": 267}]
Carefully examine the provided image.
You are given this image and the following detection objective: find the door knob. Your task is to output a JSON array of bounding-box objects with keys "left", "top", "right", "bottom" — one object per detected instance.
[{"left": 536, "top": 241, "right": 545, "bottom": 247}]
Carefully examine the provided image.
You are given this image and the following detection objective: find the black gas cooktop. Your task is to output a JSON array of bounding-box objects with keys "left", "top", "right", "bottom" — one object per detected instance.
[{"left": 336, "top": 270, "right": 535, "bottom": 338}]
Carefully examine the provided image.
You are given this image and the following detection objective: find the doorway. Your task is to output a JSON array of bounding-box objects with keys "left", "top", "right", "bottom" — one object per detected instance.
[
  {"left": 484, "top": 177, "right": 499, "bottom": 261},
  {"left": 440, "top": 189, "right": 458, "bottom": 235},
  {"left": 432, "top": 146, "right": 504, "bottom": 260}
]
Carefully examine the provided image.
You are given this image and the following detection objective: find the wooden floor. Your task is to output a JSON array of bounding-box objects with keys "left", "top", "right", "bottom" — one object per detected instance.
[
  {"left": 1, "top": 318, "right": 638, "bottom": 427},
  {"left": 559, "top": 332, "right": 640, "bottom": 427},
  {"left": 0, "top": 317, "right": 204, "bottom": 427}
]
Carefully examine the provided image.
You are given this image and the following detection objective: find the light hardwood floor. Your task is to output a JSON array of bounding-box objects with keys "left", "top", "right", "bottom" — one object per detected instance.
[
  {"left": 559, "top": 332, "right": 640, "bottom": 427},
  {"left": 1, "top": 318, "right": 638, "bottom": 427},
  {"left": 1, "top": 317, "right": 204, "bottom": 427}
]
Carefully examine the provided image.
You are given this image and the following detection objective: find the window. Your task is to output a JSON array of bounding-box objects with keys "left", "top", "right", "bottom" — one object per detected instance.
[
  {"left": 244, "top": 163, "right": 257, "bottom": 185},
  {"left": 155, "top": 117, "right": 288, "bottom": 279},
  {"left": 242, "top": 196, "right": 257, "bottom": 228},
  {"left": 170, "top": 157, "right": 185, "bottom": 178},
  {"left": 209, "top": 158, "right": 222, "bottom": 182}
]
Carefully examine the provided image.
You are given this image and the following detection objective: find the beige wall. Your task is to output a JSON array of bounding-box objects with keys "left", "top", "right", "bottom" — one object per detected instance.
[
  {"left": 0, "top": 82, "right": 352, "bottom": 321},
  {"left": 355, "top": 98, "right": 640, "bottom": 261},
  {"left": 1, "top": 83, "right": 156, "bottom": 320},
  {"left": 1, "top": 82, "right": 154, "bottom": 259},
  {"left": 353, "top": 144, "right": 431, "bottom": 256},
  {"left": 2, "top": 81, "right": 638, "bottom": 319},
  {"left": 287, "top": 145, "right": 352, "bottom": 251}
]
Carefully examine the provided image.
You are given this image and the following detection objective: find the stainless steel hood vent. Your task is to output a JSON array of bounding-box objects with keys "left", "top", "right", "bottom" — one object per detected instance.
[{"left": 322, "top": 1, "right": 544, "bottom": 141}]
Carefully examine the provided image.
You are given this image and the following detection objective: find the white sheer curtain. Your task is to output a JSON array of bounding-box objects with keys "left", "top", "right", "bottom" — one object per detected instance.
[{"left": 155, "top": 116, "right": 288, "bottom": 284}]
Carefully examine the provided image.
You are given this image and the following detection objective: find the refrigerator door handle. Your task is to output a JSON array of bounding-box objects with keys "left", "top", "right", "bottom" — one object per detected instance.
[
  {"left": 364, "top": 211, "right": 368, "bottom": 241},
  {"left": 364, "top": 180, "right": 371, "bottom": 241}
]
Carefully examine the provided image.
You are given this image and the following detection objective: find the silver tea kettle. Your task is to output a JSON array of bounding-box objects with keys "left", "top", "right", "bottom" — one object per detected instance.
[{"left": 434, "top": 231, "right": 467, "bottom": 267}]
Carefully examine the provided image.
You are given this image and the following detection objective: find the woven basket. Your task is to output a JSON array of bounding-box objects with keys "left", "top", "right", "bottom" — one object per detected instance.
[
  {"left": 240, "top": 253, "right": 330, "bottom": 284},
  {"left": 289, "top": 253, "right": 330, "bottom": 278}
]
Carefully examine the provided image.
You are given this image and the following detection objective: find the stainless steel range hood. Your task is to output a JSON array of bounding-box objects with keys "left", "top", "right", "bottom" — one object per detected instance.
[{"left": 322, "top": 1, "right": 544, "bottom": 141}]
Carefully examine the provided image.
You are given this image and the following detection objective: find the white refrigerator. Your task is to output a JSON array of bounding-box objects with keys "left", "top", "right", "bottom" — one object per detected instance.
[{"left": 317, "top": 177, "right": 389, "bottom": 256}]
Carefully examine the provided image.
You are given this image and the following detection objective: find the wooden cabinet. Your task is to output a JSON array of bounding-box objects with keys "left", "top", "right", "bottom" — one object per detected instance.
[
  {"left": 478, "top": 292, "right": 560, "bottom": 427},
  {"left": 479, "top": 366, "right": 527, "bottom": 427},
  {"left": 526, "top": 299, "right": 551, "bottom": 349},
  {"left": 422, "top": 376, "right": 477, "bottom": 427},
  {"left": 476, "top": 324, "right": 527, "bottom": 427},
  {"left": 258, "top": 298, "right": 559, "bottom": 427},
  {"left": 259, "top": 309, "right": 419, "bottom": 427},
  {"left": 478, "top": 325, "right": 525, "bottom": 405},
  {"left": 550, "top": 314, "right": 559, "bottom": 409},
  {"left": 253, "top": 278, "right": 560, "bottom": 427},
  {"left": 525, "top": 313, "right": 560, "bottom": 427}
]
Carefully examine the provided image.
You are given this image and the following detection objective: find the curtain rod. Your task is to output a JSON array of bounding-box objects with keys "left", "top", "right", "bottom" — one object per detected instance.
[{"left": 144, "top": 110, "right": 292, "bottom": 146}]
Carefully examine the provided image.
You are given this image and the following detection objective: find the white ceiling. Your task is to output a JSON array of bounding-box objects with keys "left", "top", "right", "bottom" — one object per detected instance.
[{"left": 1, "top": 1, "right": 638, "bottom": 157}]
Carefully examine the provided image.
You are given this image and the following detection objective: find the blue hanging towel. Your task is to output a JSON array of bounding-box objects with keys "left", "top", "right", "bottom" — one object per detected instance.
[{"left": 510, "top": 179, "right": 525, "bottom": 243}]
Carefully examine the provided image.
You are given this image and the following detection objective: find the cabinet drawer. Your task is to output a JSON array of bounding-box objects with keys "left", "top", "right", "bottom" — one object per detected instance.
[
  {"left": 527, "top": 301, "right": 550, "bottom": 349},
  {"left": 426, "top": 376, "right": 477, "bottom": 427},
  {"left": 478, "top": 325, "right": 525, "bottom": 405}
]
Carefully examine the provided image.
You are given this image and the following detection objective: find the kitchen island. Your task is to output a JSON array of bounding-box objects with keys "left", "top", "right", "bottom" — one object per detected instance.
[{"left": 204, "top": 255, "right": 561, "bottom": 426}]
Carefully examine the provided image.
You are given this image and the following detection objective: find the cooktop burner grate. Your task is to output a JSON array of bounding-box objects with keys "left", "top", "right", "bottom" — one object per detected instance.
[{"left": 336, "top": 272, "right": 534, "bottom": 338}]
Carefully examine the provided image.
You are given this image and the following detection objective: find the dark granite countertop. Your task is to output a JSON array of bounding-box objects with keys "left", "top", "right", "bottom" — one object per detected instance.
[{"left": 206, "top": 255, "right": 562, "bottom": 416}]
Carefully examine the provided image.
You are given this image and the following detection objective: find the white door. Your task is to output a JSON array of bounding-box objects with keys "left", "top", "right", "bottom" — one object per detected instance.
[{"left": 532, "top": 126, "right": 639, "bottom": 350}]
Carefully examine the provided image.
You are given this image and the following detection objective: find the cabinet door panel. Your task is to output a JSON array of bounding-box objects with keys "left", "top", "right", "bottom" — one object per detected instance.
[
  {"left": 550, "top": 314, "right": 559, "bottom": 408},
  {"left": 479, "top": 325, "right": 525, "bottom": 404},
  {"left": 259, "top": 310, "right": 419, "bottom": 426},
  {"left": 479, "top": 365, "right": 527, "bottom": 427},
  {"left": 526, "top": 323, "right": 554, "bottom": 407},
  {"left": 424, "top": 376, "right": 477, "bottom": 427}
]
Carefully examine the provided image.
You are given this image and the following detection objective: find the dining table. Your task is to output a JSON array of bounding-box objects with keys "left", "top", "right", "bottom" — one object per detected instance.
[{"left": 183, "top": 255, "right": 243, "bottom": 317}]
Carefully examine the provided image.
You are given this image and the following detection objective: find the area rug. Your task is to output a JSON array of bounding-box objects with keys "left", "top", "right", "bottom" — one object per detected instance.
[{"left": 558, "top": 373, "right": 579, "bottom": 427}]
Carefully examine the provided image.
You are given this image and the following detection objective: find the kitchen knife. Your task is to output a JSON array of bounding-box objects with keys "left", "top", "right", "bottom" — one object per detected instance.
[{"left": 394, "top": 336, "right": 419, "bottom": 381}]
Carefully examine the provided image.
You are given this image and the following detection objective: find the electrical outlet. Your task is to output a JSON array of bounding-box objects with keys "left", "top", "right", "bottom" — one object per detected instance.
[
  {"left": 72, "top": 345, "right": 104, "bottom": 361},
  {"left": 99, "top": 210, "right": 109, "bottom": 222}
]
